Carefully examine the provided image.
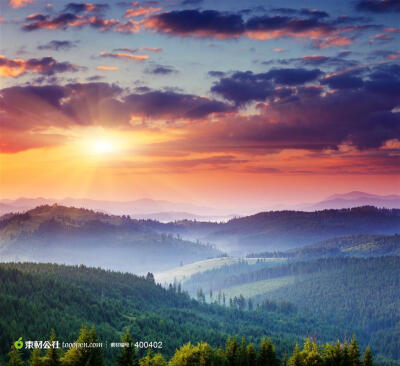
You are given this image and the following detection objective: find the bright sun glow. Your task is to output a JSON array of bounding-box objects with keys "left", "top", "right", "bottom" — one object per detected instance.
[{"left": 91, "top": 139, "right": 115, "bottom": 154}]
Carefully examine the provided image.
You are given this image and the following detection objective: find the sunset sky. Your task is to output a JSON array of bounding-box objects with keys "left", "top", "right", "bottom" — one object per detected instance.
[{"left": 0, "top": 0, "right": 399, "bottom": 211}]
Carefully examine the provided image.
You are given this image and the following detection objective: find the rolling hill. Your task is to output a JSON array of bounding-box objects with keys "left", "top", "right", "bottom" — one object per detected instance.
[
  {"left": 179, "top": 257, "right": 400, "bottom": 364},
  {"left": 0, "top": 205, "right": 221, "bottom": 274},
  {"left": 0, "top": 262, "right": 345, "bottom": 366},
  {"left": 159, "top": 206, "right": 400, "bottom": 253},
  {"left": 248, "top": 234, "right": 400, "bottom": 259}
]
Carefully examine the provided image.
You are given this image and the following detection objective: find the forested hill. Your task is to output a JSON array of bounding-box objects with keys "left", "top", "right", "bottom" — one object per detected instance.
[
  {"left": 0, "top": 262, "right": 345, "bottom": 366},
  {"left": 158, "top": 206, "right": 400, "bottom": 252},
  {"left": 181, "top": 257, "right": 400, "bottom": 364},
  {"left": 248, "top": 234, "right": 400, "bottom": 259},
  {"left": 0, "top": 205, "right": 221, "bottom": 273}
]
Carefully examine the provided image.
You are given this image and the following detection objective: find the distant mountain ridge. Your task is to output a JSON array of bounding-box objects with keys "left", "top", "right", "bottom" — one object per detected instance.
[
  {"left": 248, "top": 234, "right": 400, "bottom": 259},
  {"left": 0, "top": 197, "right": 232, "bottom": 220},
  {"left": 308, "top": 191, "right": 400, "bottom": 210},
  {"left": 0, "top": 205, "right": 221, "bottom": 274},
  {"left": 162, "top": 206, "right": 400, "bottom": 253}
]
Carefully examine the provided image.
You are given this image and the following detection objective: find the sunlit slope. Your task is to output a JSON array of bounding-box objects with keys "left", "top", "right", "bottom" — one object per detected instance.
[{"left": 155, "top": 257, "right": 286, "bottom": 284}]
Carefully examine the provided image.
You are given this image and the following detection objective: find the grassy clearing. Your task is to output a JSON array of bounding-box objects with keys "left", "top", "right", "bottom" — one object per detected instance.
[
  {"left": 208, "top": 276, "right": 295, "bottom": 301},
  {"left": 155, "top": 257, "right": 286, "bottom": 284}
]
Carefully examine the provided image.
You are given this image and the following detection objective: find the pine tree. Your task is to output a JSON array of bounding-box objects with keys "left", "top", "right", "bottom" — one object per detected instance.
[
  {"left": 140, "top": 350, "right": 166, "bottom": 366},
  {"left": 247, "top": 344, "right": 257, "bottom": 366},
  {"left": 239, "top": 337, "right": 248, "bottom": 366},
  {"left": 117, "top": 330, "right": 138, "bottom": 366},
  {"left": 88, "top": 326, "right": 104, "bottom": 366},
  {"left": 363, "top": 348, "right": 373, "bottom": 366},
  {"left": 8, "top": 345, "right": 24, "bottom": 366},
  {"left": 348, "top": 336, "right": 361, "bottom": 366},
  {"left": 288, "top": 345, "right": 302, "bottom": 366},
  {"left": 61, "top": 324, "right": 104, "bottom": 366},
  {"left": 43, "top": 329, "right": 60, "bottom": 366},
  {"left": 29, "top": 349, "right": 43, "bottom": 366},
  {"left": 226, "top": 337, "right": 240, "bottom": 366},
  {"left": 257, "top": 338, "right": 280, "bottom": 366}
]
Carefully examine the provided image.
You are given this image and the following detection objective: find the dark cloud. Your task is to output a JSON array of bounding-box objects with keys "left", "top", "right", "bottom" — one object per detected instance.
[
  {"left": 356, "top": 0, "right": 400, "bottom": 12},
  {"left": 0, "top": 55, "right": 81, "bottom": 77},
  {"left": 321, "top": 74, "right": 364, "bottom": 89},
  {"left": 144, "top": 10, "right": 245, "bottom": 38},
  {"left": 181, "top": 0, "right": 204, "bottom": 5},
  {"left": 273, "top": 8, "right": 329, "bottom": 18},
  {"left": 211, "top": 68, "right": 321, "bottom": 105},
  {"left": 123, "top": 90, "right": 233, "bottom": 119},
  {"left": 208, "top": 71, "right": 226, "bottom": 78},
  {"left": 22, "top": 12, "right": 121, "bottom": 32},
  {"left": 143, "top": 9, "right": 370, "bottom": 48},
  {"left": 64, "top": 3, "right": 109, "bottom": 13},
  {"left": 37, "top": 40, "right": 78, "bottom": 51},
  {"left": 145, "top": 65, "right": 177, "bottom": 75},
  {"left": 0, "top": 82, "right": 234, "bottom": 150}
]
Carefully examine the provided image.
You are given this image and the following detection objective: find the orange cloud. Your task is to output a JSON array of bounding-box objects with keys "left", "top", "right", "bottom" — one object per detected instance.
[
  {"left": 99, "top": 52, "right": 148, "bottom": 61},
  {"left": 124, "top": 7, "right": 161, "bottom": 18},
  {"left": 97, "top": 65, "right": 118, "bottom": 71},
  {"left": 0, "top": 55, "right": 80, "bottom": 78},
  {"left": 8, "top": 0, "right": 33, "bottom": 8}
]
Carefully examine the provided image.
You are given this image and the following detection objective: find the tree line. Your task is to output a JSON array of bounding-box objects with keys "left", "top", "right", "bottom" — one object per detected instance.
[{"left": 7, "top": 326, "right": 373, "bottom": 366}]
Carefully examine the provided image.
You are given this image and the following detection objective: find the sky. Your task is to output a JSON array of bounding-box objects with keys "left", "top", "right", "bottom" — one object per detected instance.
[{"left": 0, "top": 0, "right": 399, "bottom": 211}]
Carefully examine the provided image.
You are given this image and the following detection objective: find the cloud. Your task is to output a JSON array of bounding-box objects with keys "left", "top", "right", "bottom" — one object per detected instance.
[
  {"left": 37, "top": 40, "right": 78, "bottom": 51},
  {"left": 97, "top": 65, "right": 118, "bottom": 71},
  {"left": 64, "top": 3, "right": 109, "bottom": 13},
  {"left": 143, "top": 10, "right": 246, "bottom": 39},
  {"left": 143, "top": 9, "right": 370, "bottom": 48},
  {"left": 8, "top": 0, "right": 32, "bottom": 8},
  {"left": 113, "top": 47, "right": 162, "bottom": 53},
  {"left": 0, "top": 55, "right": 81, "bottom": 78},
  {"left": 145, "top": 65, "right": 177, "bottom": 75},
  {"left": 321, "top": 74, "right": 364, "bottom": 89},
  {"left": 99, "top": 51, "right": 149, "bottom": 61},
  {"left": 22, "top": 12, "right": 121, "bottom": 32},
  {"left": 356, "top": 0, "right": 400, "bottom": 12},
  {"left": 0, "top": 83, "right": 234, "bottom": 152},
  {"left": 124, "top": 6, "right": 161, "bottom": 18},
  {"left": 210, "top": 68, "right": 322, "bottom": 105}
]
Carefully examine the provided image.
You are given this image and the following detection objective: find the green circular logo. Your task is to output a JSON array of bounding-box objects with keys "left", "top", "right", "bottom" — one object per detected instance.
[{"left": 14, "top": 337, "right": 23, "bottom": 350}]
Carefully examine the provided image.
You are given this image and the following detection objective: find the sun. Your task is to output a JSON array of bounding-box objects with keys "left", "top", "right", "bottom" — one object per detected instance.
[{"left": 91, "top": 139, "right": 114, "bottom": 154}]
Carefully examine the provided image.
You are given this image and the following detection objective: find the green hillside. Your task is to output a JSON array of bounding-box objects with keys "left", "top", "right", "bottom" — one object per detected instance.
[
  {"left": 0, "top": 262, "right": 348, "bottom": 365},
  {"left": 181, "top": 257, "right": 400, "bottom": 364}
]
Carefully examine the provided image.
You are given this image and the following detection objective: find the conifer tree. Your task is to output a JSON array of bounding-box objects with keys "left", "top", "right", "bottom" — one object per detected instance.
[
  {"left": 239, "top": 337, "right": 248, "bottom": 366},
  {"left": 226, "top": 337, "right": 240, "bottom": 366},
  {"left": 348, "top": 336, "right": 361, "bottom": 366},
  {"left": 61, "top": 324, "right": 104, "bottom": 366},
  {"left": 288, "top": 345, "right": 302, "bottom": 366},
  {"left": 117, "top": 330, "right": 138, "bottom": 366},
  {"left": 247, "top": 344, "right": 257, "bottom": 366},
  {"left": 363, "top": 347, "right": 373, "bottom": 366},
  {"left": 88, "top": 326, "right": 104, "bottom": 366},
  {"left": 43, "top": 329, "right": 60, "bottom": 366},
  {"left": 29, "top": 349, "right": 43, "bottom": 366},
  {"left": 140, "top": 350, "right": 166, "bottom": 366},
  {"left": 8, "top": 345, "right": 24, "bottom": 366},
  {"left": 257, "top": 338, "right": 280, "bottom": 366}
]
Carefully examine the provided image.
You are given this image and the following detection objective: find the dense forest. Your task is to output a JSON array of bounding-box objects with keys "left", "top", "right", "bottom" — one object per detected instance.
[
  {"left": 247, "top": 234, "right": 400, "bottom": 259},
  {"left": 0, "top": 262, "right": 354, "bottom": 365},
  {"left": 6, "top": 327, "right": 374, "bottom": 366},
  {"left": 182, "top": 257, "right": 400, "bottom": 364},
  {"left": 152, "top": 207, "right": 400, "bottom": 252}
]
